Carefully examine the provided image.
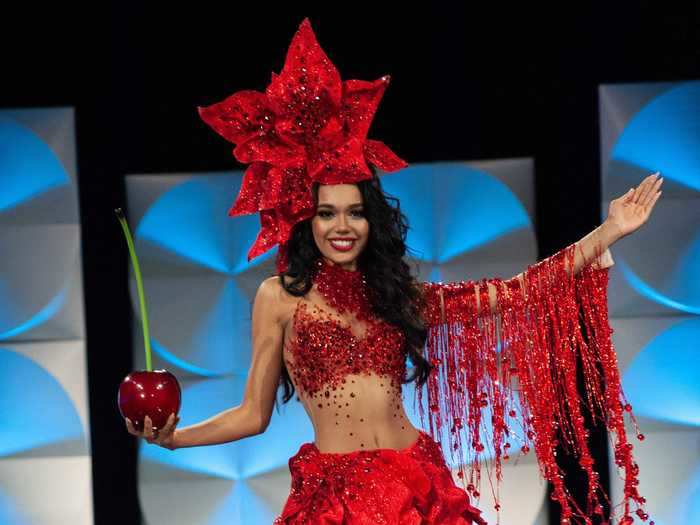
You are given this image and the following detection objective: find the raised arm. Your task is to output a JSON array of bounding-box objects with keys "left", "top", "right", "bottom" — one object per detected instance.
[
  {"left": 421, "top": 224, "right": 616, "bottom": 324},
  {"left": 418, "top": 175, "right": 662, "bottom": 523},
  {"left": 477, "top": 221, "right": 619, "bottom": 316},
  {"left": 171, "top": 276, "right": 285, "bottom": 449},
  {"left": 438, "top": 172, "right": 661, "bottom": 319}
]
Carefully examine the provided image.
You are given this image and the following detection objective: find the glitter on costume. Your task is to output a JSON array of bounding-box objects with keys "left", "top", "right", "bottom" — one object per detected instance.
[
  {"left": 197, "top": 18, "right": 407, "bottom": 273},
  {"left": 275, "top": 430, "right": 486, "bottom": 524},
  {"left": 284, "top": 258, "right": 406, "bottom": 398},
  {"left": 198, "top": 16, "right": 650, "bottom": 525},
  {"left": 420, "top": 243, "right": 647, "bottom": 525}
]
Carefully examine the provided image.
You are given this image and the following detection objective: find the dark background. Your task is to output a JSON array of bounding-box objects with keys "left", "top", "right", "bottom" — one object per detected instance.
[{"left": 3, "top": 2, "right": 698, "bottom": 523}]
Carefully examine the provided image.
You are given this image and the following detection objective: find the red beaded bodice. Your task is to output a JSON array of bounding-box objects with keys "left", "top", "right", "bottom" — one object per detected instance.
[{"left": 284, "top": 259, "right": 407, "bottom": 398}]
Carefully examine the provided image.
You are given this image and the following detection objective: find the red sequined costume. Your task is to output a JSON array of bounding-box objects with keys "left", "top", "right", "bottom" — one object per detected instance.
[
  {"left": 275, "top": 257, "right": 487, "bottom": 524},
  {"left": 418, "top": 245, "right": 648, "bottom": 525},
  {"left": 197, "top": 18, "right": 648, "bottom": 525},
  {"left": 272, "top": 247, "right": 647, "bottom": 525}
]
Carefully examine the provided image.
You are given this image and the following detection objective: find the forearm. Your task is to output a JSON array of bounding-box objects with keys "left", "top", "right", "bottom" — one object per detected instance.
[
  {"left": 434, "top": 220, "right": 622, "bottom": 318},
  {"left": 562, "top": 219, "right": 621, "bottom": 276},
  {"left": 172, "top": 404, "right": 263, "bottom": 449},
  {"left": 484, "top": 220, "right": 620, "bottom": 313},
  {"left": 515, "top": 219, "right": 618, "bottom": 281}
]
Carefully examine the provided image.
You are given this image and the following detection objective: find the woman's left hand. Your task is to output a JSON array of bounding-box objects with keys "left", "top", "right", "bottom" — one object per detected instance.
[{"left": 605, "top": 172, "right": 663, "bottom": 241}]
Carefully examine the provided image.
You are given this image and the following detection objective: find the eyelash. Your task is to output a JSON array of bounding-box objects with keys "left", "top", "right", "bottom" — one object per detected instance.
[{"left": 317, "top": 210, "right": 365, "bottom": 219}]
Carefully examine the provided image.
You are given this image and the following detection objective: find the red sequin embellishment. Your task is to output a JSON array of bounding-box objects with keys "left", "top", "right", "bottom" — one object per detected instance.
[
  {"left": 281, "top": 243, "right": 646, "bottom": 524},
  {"left": 197, "top": 18, "right": 408, "bottom": 270},
  {"left": 286, "top": 301, "right": 406, "bottom": 397},
  {"left": 418, "top": 243, "right": 648, "bottom": 525},
  {"left": 312, "top": 258, "right": 373, "bottom": 319},
  {"left": 274, "top": 430, "right": 486, "bottom": 524},
  {"left": 285, "top": 259, "right": 406, "bottom": 398},
  {"left": 287, "top": 258, "right": 406, "bottom": 397}
]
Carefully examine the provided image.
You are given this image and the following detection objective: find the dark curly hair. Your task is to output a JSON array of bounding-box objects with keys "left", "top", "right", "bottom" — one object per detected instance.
[{"left": 275, "top": 169, "right": 433, "bottom": 407}]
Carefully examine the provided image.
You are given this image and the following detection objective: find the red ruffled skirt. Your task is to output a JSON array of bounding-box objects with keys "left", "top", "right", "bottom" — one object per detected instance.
[{"left": 274, "top": 430, "right": 486, "bottom": 524}]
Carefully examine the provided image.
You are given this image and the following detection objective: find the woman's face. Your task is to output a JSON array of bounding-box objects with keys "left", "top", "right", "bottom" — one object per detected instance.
[{"left": 311, "top": 183, "right": 369, "bottom": 271}]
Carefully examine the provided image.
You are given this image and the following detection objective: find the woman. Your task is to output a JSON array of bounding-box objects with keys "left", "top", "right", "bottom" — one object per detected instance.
[{"left": 125, "top": 19, "right": 661, "bottom": 524}]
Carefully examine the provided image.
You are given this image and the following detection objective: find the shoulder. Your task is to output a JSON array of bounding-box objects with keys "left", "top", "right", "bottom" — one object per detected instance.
[
  {"left": 258, "top": 274, "right": 302, "bottom": 297},
  {"left": 255, "top": 275, "right": 301, "bottom": 325}
]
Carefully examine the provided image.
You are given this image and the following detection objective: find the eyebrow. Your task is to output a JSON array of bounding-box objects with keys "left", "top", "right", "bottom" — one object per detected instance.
[{"left": 317, "top": 203, "right": 364, "bottom": 209}]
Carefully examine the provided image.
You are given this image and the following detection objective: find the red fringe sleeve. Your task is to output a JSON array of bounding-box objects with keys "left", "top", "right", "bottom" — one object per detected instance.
[{"left": 418, "top": 243, "right": 648, "bottom": 525}]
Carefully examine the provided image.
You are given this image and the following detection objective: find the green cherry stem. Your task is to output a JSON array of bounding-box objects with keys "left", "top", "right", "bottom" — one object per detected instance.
[{"left": 115, "top": 208, "right": 152, "bottom": 372}]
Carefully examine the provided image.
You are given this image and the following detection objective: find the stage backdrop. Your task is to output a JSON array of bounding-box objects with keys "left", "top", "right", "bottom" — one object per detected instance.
[
  {"left": 599, "top": 79, "right": 700, "bottom": 525},
  {"left": 0, "top": 108, "right": 93, "bottom": 524}
]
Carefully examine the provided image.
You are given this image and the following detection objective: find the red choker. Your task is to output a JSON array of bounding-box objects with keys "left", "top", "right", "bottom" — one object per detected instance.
[{"left": 312, "top": 258, "right": 373, "bottom": 320}]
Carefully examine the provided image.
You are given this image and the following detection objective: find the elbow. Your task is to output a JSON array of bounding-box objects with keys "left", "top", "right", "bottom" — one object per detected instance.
[
  {"left": 259, "top": 409, "right": 272, "bottom": 434},
  {"left": 244, "top": 406, "right": 270, "bottom": 436},
  {"left": 255, "top": 414, "right": 272, "bottom": 435},
  {"left": 239, "top": 399, "right": 273, "bottom": 437}
]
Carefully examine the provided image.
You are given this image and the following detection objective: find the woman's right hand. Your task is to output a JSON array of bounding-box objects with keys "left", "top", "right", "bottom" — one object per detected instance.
[{"left": 125, "top": 413, "right": 180, "bottom": 450}]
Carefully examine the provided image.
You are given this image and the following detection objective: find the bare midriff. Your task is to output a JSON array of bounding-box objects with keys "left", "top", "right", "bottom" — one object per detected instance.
[{"left": 282, "top": 291, "right": 421, "bottom": 454}]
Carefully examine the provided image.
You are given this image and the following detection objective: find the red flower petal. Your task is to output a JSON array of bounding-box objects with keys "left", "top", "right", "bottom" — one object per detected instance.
[
  {"left": 278, "top": 167, "right": 316, "bottom": 214},
  {"left": 276, "top": 202, "right": 316, "bottom": 244},
  {"left": 341, "top": 76, "right": 391, "bottom": 141},
  {"left": 247, "top": 209, "right": 280, "bottom": 261},
  {"left": 227, "top": 162, "right": 270, "bottom": 216},
  {"left": 247, "top": 203, "right": 315, "bottom": 262},
  {"left": 274, "top": 104, "right": 343, "bottom": 150},
  {"left": 308, "top": 137, "right": 372, "bottom": 183},
  {"left": 259, "top": 167, "right": 285, "bottom": 210},
  {"left": 266, "top": 18, "right": 343, "bottom": 148},
  {"left": 256, "top": 167, "right": 316, "bottom": 219},
  {"left": 363, "top": 139, "right": 408, "bottom": 172},
  {"left": 233, "top": 134, "right": 305, "bottom": 169},
  {"left": 197, "top": 91, "right": 274, "bottom": 145}
]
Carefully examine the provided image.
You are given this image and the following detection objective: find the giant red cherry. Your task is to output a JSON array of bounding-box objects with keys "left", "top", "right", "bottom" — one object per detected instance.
[{"left": 118, "top": 369, "right": 181, "bottom": 432}]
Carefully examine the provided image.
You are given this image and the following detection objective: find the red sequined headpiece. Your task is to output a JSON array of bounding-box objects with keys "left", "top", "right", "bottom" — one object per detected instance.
[{"left": 198, "top": 18, "right": 408, "bottom": 272}]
